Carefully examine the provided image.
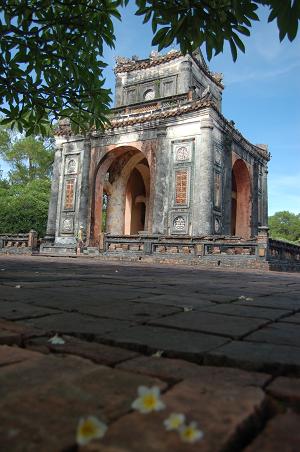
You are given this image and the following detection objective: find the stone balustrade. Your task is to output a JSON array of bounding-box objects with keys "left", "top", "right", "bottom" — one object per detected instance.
[{"left": 0, "top": 230, "right": 38, "bottom": 254}]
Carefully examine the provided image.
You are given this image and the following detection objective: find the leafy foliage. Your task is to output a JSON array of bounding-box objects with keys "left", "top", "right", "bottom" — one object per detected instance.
[
  {"left": 0, "top": 128, "right": 54, "bottom": 235},
  {"left": 0, "top": 0, "right": 299, "bottom": 134},
  {"left": 0, "top": 127, "right": 54, "bottom": 184},
  {"left": 136, "top": 1, "right": 300, "bottom": 60},
  {"left": 0, "top": 179, "right": 51, "bottom": 236},
  {"left": 269, "top": 211, "right": 300, "bottom": 244}
]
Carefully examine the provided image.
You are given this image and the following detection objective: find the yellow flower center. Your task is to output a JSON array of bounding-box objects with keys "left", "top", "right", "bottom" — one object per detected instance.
[
  {"left": 143, "top": 393, "right": 157, "bottom": 409},
  {"left": 80, "top": 421, "right": 97, "bottom": 437},
  {"left": 183, "top": 427, "right": 195, "bottom": 440}
]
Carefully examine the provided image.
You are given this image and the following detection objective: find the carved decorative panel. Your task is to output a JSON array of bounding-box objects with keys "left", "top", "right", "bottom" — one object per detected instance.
[
  {"left": 64, "top": 179, "right": 75, "bottom": 210},
  {"left": 173, "top": 216, "right": 186, "bottom": 231},
  {"left": 214, "top": 171, "right": 221, "bottom": 209},
  {"left": 62, "top": 217, "right": 74, "bottom": 233},
  {"left": 67, "top": 158, "right": 77, "bottom": 174},
  {"left": 175, "top": 170, "right": 188, "bottom": 205}
]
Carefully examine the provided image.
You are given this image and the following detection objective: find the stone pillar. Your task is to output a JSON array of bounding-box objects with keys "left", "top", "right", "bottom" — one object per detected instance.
[
  {"left": 152, "top": 128, "right": 169, "bottom": 234},
  {"left": 195, "top": 118, "right": 214, "bottom": 235},
  {"left": 251, "top": 161, "right": 259, "bottom": 236},
  {"left": 114, "top": 74, "right": 123, "bottom": 108},
  {"left": 28, "top": 230, "right": 38, "bottom": 249},
  {"left": 78, "top": 140, "right": 91, "bottom": 237},
  {"left": 178, "top": 60, "right": 192, "bottom": 94},
  {"left": 262, "top": 164, "right": 268, "bottom": 226},
  {"left": 45, "top": 146, "right": 62, "bottom": 241},
  {"left": 222, "top": 136, "right": 233, "bottom": 235}
]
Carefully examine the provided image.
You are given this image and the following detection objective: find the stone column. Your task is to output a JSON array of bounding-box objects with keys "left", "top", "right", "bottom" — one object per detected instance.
[
  {"left": 78, "top": 140, "right": 91, "bottom": 237},
  {"left": 196, "top": 118, "right": 214, "bottom": 235},
  {"left": 44, "top": 146, "right": 62, "bottom": 241},
  {"left": 262, "top": 163, "right": 268, "bottom": 226},
  {"left": 251, "top": 161, "right": 259, "bottom": 236},
  {"left": 152, "top": 128, "right": 169, "bottom": 234},
  {"left": 222, "top": 136, "right": 233, "bottom": 235}
]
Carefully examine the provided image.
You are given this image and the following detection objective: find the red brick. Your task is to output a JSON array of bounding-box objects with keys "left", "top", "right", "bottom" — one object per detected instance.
[
  {"left": 245, "top": 412, "right": 300, "bottom": 451},
  {"left": 102, "top": 376, "right": 266, "bottom": 451},
  {"left": 117, "top": 356, "right": 270, "bottom": 387},
  {"left": 0, "top": 345, "right": 41, "bottom": 366},
  {"left": 267, "top": 376, "right": 300, "bottom": 405},
  {"left": 0, "top": 354, "right": 166, "bottom": 451},
  {"left": 26, "top": 335, "right": 139, "bottom": 365}
]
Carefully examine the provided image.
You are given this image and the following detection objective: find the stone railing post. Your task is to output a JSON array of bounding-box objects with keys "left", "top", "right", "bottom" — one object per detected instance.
[
  {"left": 28, "top": 230, "right": 38, "bottom": 249},
  {"left": 257, "top": 226, "right": 269, "bottom": 260}
]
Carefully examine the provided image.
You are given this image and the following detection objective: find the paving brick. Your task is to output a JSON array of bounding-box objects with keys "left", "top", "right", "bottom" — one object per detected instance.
[
  {"left": 150, "top": 311, "right": 268, "bottom": 339},
  {"left": 17, "top": 313, "right": 132, "bottom": 336},
  {"left": 0, "top": 301, "right": 58, "bottom": 320},
  {"left": 0, "top": 356, "right": 166, "bottom": 452},
  {"left": 280, "top": 312, "right": 300, "bottom": 324},
  {"left": 0, "top": 330, "right": 22, "bottom": 345},
  {"left": 244, "top": 412, "right": 300, "bottom": 452},
  {"left": 245, "top": 322, "right": 300, "bottom": 348},
  {"left": 0, "top": 318, "right": 45, "bottom": 345},
  {"left": 26, "top": 335, "right": 140, "bottom": 365},
  {"left": 266, "top": 376, "right": 300, "bottom": 405},
  {"left": 207, "top": 340, "right": 300, "bottom": 373},
  {"left": 200, "top": 303, "right": 290, "bottom": 321},
  {"left": 0, "top": 345, "right": 41, "bottom": 366},
  {"left": 102, "top": 377, "right": 266, "bottom": 452},
  {"left": 69, "top": 300, "right": 181, "bottom": 323},
  {"left": 117, "top": 356, "right": 270, "bottom": 387},
  {"left": 102, "top": 324, "right": 228, "bottom": 359},
  {"left": 235, "top": 296, "right": 300, "bottom": 311}
]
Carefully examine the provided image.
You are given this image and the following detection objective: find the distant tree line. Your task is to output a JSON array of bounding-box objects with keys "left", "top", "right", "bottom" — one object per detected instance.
[
  {"left": 0, "top": 127, "right": 54, "bottom": 236},
  {"left": 268, "top": 211, "right": 300, "bottom": 244}
]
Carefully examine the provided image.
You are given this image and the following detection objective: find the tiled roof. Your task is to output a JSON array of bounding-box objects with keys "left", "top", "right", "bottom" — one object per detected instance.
[
  {"left": 55, "top": 99, "right": 269, "bottom": 160},
  {"left": 114, "top": 50, "right": 223, "bottom": 87},
  {"left": 114, "top": 51, "right": 181, "bottom": 73}
]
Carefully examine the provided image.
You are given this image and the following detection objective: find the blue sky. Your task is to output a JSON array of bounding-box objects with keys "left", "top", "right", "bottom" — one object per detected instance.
[
  {"left": 1, "top": 4, "right": 299, "bottom": 215},
  {"left": 102, "top": 4, "right": 300, "bottom": 216}
]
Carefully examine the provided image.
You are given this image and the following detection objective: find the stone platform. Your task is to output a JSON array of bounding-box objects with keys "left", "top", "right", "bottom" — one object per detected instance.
[{"left": 0, "top": 255, "right": 300, "bottom": 451}]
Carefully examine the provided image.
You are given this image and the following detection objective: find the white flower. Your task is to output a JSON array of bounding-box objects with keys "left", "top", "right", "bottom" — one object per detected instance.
[
  {"left": 131, "top": 386, "right": 165, "bottom": 414},
  {"left": 245, "top": 297, "right": 254, "bottom": 301},
  {"left": 48, "top": 334, "right": 65, "bottom": 345},
  {"left": 152, "top": 350, "right": 164, "bottom": 358},
  {"left": 15, "top": 285, "right": 21, "bottom": 289},
  {"left": 76, "top": 416, "right": 107, "bottom": 446},
  {"left": 164, "top": 413, "right": 185, "bottom": 431},
  {"left": 179, "top": 422, "right": 204, "bottom": 443},
  {"left": 183, "top": 306, "right": 193, "bottom": 312},
  {"left": 238, "top": 295, "right": 246, "bottom": 300}
]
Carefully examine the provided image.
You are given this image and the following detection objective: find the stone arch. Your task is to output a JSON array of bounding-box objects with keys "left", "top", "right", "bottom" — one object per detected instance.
[
  {"left": 90, "top": 146, "right": 151, "bottom": 245},
  {"left": 231, "top": 159, "right": 251, "bottom": 238}
]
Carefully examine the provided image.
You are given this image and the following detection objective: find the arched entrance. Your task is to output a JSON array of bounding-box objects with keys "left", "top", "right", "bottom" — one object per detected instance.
[
  {"left": 90, "top": 146, "right": 150, "bottom": 245},
  {"left": 231, "top": 159, "right": 251, "bottom": 237}
]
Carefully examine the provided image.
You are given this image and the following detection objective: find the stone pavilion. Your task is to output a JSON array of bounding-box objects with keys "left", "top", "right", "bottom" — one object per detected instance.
[{"left": 42, "top": 49, "right": 276, "bottom": 266}]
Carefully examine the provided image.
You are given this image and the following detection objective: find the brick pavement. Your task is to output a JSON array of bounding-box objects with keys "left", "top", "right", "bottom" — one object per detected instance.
[{"left": 0, "top": 255, "right": 300, "bottom": 451}]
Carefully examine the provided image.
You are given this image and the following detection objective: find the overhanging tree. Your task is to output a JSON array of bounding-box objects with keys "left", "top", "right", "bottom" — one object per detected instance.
[{"left": 0, "top": 0, "right": 299, "bottom": 134}]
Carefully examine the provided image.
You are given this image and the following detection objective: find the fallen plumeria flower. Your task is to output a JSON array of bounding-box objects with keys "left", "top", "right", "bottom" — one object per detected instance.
[
  {"left": 48, "top": 334, "right": 65, "bottom": 345},
  {"left": 238, "top": 295, "right": 254, "bottom": 301},
  {"left": 183, "top": 306, "right": 193, "bottom": 312},
  {"left": 131, "top": 386, "right": 165, "bottom": 414},
  {"left": 179, "top": 421, "right": 204, "bottom": 443},
  {"left": 152, "top": 350, "right": 164, "bottom": 358},
  {"left": 164, "top": 413, "right": 186, "bottom": 431},
  {"left": 15, "top": 285, "right": 21, "bottom": 289},
  {"left": 76, "top": 416, "right": 107, "bottom": 446}
]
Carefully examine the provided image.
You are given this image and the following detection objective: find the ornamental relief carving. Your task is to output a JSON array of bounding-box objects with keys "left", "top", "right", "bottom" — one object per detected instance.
[{"left": 62, "top": 217, "right": 74, "bottom": 233}]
